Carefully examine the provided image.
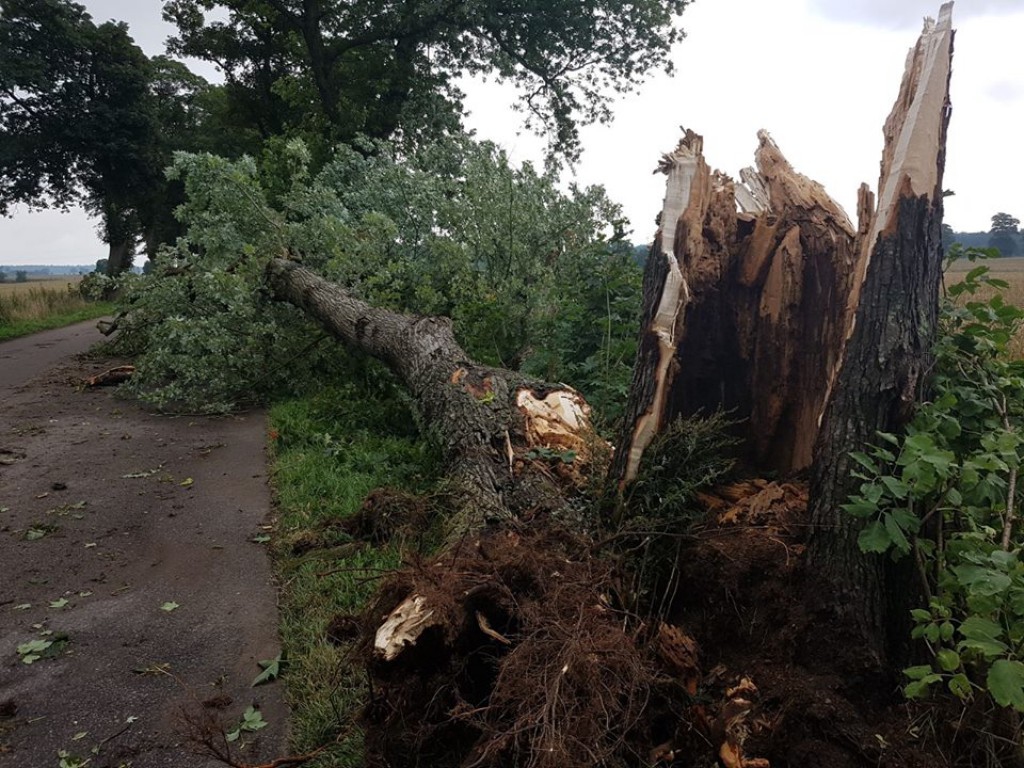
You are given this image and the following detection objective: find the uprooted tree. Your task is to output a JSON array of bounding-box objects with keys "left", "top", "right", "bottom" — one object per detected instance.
[
  {"left": 116, "top": 4, "right": 960, "bottom": 766},
  {"left": 243, "top": 5, "right": 957, "bottom": 765}
]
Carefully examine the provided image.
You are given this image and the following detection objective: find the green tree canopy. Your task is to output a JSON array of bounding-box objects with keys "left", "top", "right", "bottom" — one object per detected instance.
[
  {"left": 163, "top": 0, "right": 689, "bottom": 157},
  {"left": 989, "top": 211, "right": 1021, "bottom": 257},
  {"left": 0, "top": 0, "right": 212, "bottom": 275}
]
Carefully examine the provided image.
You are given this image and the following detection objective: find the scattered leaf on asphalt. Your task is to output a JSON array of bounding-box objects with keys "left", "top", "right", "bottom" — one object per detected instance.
[
  {"left": 160, "top": 602, "right": 180, "bottom": 612},
  {"left": 250, "top": 534, "right": 271, "bottom": 544},
  {"left": 49, "top": 598, "right": 69, "bottom": 609},
  {"left": 13, "top": 604, "right": 31, "bottom": 611},
  {"left": 25, "top": 528, "right": 47, "bottom": 541},
  {"left": 17, "top": 638, "right": 53, "bottom": 664},
  {"left": 252, "top": 654, "right": 283, "bottom": 686},
  {"left": 179, "top": 477, "right": 194, "bottom": 487}
]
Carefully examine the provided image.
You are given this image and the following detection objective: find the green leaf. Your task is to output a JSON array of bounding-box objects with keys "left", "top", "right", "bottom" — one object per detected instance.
[
  {"left": 49, "top": 598, "right": 69, "bottom": 609},
  {"left": 954, "top": 565, "right": 1012, "bottom": 597},
  {"left": 988, "top": 659, "right": 1024, "bottom": 711},
  {"left": 160, "top": 601, "right": 180, "bottom": 612},
  {"left": 880, "top": 475, "right": 909, "bottom": 500},
  {"left": 936, "top": 648, "right": 961, "bottom": 672},
  {"left": 849, "top": 451, "right": 879, "bottom": 474},
  {"left": 252, "top": 654, "right": 283, "bottom": 686},
  {"left": 948, "top": 673, "right": 972, "bottom": 699},
  {"left": 958, "top": 617, "right": 1009, "bottom": 658},
  {"left": 883, "top": 512, "right": 911, "bottom": 554},
  {"left": 904, "top": 675, "right": 941, "bottom": 699},
  {"left": 940, "top": 621, "right": 955, "bottom": 642},
  {"left": 904, "top": 664, "right": 934, "bottom": 680},
  {"left": 858, "top": 520, "right": 891, "bottom": 554}
]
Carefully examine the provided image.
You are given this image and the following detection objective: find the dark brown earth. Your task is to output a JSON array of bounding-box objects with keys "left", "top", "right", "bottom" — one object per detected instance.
[{"left": 0, "top": 320, "right": 288, "bottom": 767}]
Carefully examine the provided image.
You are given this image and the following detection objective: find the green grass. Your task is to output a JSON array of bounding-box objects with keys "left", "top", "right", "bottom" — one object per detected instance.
[
  {"left": 267, "top": 380, "right": 440, "bottom": 766},
  {"left": 0, "top": 301, "right": 115, "bottom": 341},
  {"left": 0, "top": 278, "right": 114, "bottom": 341}
]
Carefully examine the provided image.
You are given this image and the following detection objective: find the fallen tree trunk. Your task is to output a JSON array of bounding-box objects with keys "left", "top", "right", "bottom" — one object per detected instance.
[{"left": 266, "top": 257, "right": 606, "bottom": 534}]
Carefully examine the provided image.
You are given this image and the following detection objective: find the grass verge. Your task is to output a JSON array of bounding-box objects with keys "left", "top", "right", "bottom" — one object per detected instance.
[
  {"left": 0, "top": 279, "right": 114, "bottom": 341},
  {"left": 267, "top": 379, "right": 440, "bottom": 766}
]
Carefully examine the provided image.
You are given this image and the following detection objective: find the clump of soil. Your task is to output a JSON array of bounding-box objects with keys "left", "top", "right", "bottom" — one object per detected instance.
[
  {"left": 674, "top": 479, "right": 945, "bottom": 767},
  {"left": 360, "top": 527, "right": 699, "bottom": 768},
  {"left": 357, "top": 479, "right": 953, "bottom": 768},
  {"left": 342, "top": 487, "right": 431, "bottom": 544}
]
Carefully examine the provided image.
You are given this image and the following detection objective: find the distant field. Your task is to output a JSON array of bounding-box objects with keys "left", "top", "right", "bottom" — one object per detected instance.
[
  {"left": 943, "top": 257, "right": 1024, "bottom": 357},
  {"left": 0, "top": 276, "right": 83, "bottom": 295},
  {"left": 946, "top": 256, "right": 1024, "bottom": 274},
  {"left": 0, "top": 276, "right": 112, "bottom": 341},
  {"left": 945, "top": 256, "right": 1024, "bottom": 302}
]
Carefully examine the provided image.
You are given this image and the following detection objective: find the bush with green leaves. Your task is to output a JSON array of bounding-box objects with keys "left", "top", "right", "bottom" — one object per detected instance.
[
  {"left": 842, "top": 247, "right": 1024, "bottom": 714},
  {"left": 117, "top": 135, "right": 641, "bottom": 418}
]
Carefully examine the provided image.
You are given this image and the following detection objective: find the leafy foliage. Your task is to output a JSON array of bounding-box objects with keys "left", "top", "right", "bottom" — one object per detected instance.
[
  {"left": 164, "top": 0, "right": 689, "bottom": 157},
  {"left": 843, "top": 246, "right": 1024, "bottom": 714},
  {"left": 119, "top": 135, "right": 641, "bottom": 420},
  {"left": 989, "top": 212, "right": 1021, "bottom": 257},
  {"left": 0, "top": 0, "right": 215, "bottom": 273}
]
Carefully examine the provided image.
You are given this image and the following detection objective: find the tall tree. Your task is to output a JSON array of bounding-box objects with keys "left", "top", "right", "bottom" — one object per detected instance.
[
  {"left": 0, "top": 0, "right": 174, "bottom": 275},
  {"left": 989, "top": 211, "right": 1020, "bottom": 256},
  {"left": 163, "top": 0, "right": 688, "bottom": 157}
]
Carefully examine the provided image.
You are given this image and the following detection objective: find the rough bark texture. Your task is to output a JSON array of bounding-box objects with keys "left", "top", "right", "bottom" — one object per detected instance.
[
  {"left": 105, "top": 238, "right": 133, "bottom": 277},
  {"left": 614, "top": 1, "right": 954, "bottom": 666},
  {"left": 612, "top": 129, "right": 860, "bottom": 484},
  {"left": 266, "top": 257, "right": 604, "bottom": 534},
  {"left": 808, "top": 3, "right": 954, "bottom": 662}
]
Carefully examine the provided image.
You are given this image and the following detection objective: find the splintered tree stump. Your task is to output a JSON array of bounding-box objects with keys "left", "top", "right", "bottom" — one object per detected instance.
[
  {"left": 615, "top": 2, "right": 954, "bottom": 661},
  {"left": 612, "top": 128, "right": 860, "bottom": 486}
]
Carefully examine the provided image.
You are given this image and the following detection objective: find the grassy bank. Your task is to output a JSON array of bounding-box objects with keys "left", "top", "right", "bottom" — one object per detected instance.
[
  {"left": 267, "top": 379, "right": 440, "bottom": 766},
  {"left": 0, "top": 278, "right": 114, "bottom": 341}
]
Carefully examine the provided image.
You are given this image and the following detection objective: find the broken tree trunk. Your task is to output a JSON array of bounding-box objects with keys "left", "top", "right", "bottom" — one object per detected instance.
[
  {"left": 265, "top": 257, "right": 605, "bottom": 534},
  {"left": 611, "top": 126, "right": 861, "bottom": 486},
  {"left": 807, "top": 3, "right": 954, "bottom": 662},
  {"left": 614, "top": 3, "right": 954, "bottom": 664}
]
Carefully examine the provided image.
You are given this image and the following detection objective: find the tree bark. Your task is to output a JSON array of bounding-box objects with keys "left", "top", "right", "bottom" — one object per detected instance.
[
  {"left": 614, "top": 2, "right": 954, "bottom": 667},
  {"left": 612, "top": 127, "right": 860, "bottom": 486},
  {"left": 265, "top": 257, "right": 606, "bottom": 535},
  {"left": 104, "top": 238, "right": 133, "bottom": 277},
  {"left": 808, "top": 2, "right": 954, "bottom": 663}
]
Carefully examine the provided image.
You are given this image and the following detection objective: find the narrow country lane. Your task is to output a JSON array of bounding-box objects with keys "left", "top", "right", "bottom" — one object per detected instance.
[{"left": 0, "top": 322, "right": 288, "bottom": 767}]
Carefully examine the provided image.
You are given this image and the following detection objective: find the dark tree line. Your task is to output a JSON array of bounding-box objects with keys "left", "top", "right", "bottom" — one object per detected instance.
[{"left": 1, "top": 0, "right": 688, "bottom": 276}]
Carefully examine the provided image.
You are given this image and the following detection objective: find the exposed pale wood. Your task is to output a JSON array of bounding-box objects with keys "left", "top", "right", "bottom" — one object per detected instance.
[
  {"left": 84, "top": 365, "right": 135, "bottom": 387},
  {"left": 374, "top": 595, "right": 438, "bottom": 660},
  {"left": 614, "top": 130, "right": 706, "bottom": 486}
]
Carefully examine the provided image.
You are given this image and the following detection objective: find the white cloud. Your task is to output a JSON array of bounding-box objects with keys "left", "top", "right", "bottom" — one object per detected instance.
[
  {"left": 808, "top": 0, "right": 1020, "bottom": 29},
  {"left": 1, "top": 0, "right": 1021, "bottom": 264}
]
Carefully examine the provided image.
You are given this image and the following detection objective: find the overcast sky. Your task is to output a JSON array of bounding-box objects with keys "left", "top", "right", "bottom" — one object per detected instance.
[{"left": 1, "top": 0, "right": 1020, "bottom": 266}]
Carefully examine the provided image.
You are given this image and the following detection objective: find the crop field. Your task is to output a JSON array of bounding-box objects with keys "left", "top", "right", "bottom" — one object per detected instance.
[{"left": 0, "top": 275, "right": 112, "bottom": 340}]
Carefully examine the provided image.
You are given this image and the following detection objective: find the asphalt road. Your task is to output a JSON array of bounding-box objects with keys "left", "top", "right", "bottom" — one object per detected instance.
[{"left": 0, "top": 322, "right": 288, "bottom": 766}]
